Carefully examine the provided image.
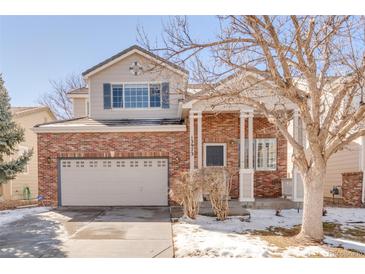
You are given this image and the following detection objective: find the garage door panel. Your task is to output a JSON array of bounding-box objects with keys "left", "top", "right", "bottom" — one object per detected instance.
[{"left": 60, "top": 158, "right": 168, "bottom": 206}]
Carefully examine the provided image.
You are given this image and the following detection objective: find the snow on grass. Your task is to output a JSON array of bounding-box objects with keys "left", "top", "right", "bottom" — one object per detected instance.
[
  {"left": 281, "top": 246, "right": 333, "bottom": 258},
  {"left": 173, "top": 208, "right": 365, "bottom": 258},
  {"left": 174, "top": 221, "right": 277, "bottom": 257},
  {"left": 324, "top": 208, "right": 365, "bottom": 229},
  {"left": 324, "top": 236, "right": 365, "bottom": 254},
  {"left": 0, "top": 207, "right": 50, "bottom": 227}
]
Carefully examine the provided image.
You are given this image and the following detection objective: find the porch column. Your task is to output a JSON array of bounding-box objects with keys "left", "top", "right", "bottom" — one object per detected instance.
[
  {"left": 248, "top": 111, "right": 254, "bottom": 169},
  {"left": 239, "top": 110, "right": 255, "bottom": 202},
  {"left": 292, "top": 109, "right": 304, "bottom": 202},
  {"left": 239, "top": 111, "right": 246, "bottom": 169},
  {"left": 197, "top": 112, "right": 203, "bottom": 169},
  {"left": 189, "top": 110, "right": 195, "bottom": 171},
  {"left": 361, "top": 136, "right": 365, "bottom": 203}
]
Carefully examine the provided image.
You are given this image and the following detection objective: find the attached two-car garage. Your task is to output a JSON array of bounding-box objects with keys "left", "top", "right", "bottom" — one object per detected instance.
[{"left": 59, "top": 158, "right": 168, "bottom": 206}]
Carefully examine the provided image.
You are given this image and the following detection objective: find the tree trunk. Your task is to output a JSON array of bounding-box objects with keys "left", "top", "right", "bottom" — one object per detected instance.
[{"left": 297, "top": 167, "right": 325, "bottom": 242}]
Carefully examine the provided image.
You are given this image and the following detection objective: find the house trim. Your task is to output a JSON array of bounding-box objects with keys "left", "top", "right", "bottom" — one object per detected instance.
[{"left": 69, "top": 93, "right": 88, "bottom": 99}]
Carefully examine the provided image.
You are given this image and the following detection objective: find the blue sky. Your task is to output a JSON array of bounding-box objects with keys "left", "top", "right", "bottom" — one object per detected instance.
[{"left": 0, "top": 16, "right": 218, "bottom": 106}]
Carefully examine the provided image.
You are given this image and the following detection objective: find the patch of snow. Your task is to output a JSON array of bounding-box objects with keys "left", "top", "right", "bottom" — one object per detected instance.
[
  {"left": 281, "top": 246, "right": 333, "bottom": 258},
  {"left": 324, "top": 236, "right": 365, "bottom": 254},
  {"left": 0, "top": 207, "right": 50, "bottom": 227},
  {"left": 324, "top": 208, "right": 365, "bottom": 229},
  {"left": 173, "top": 208, "right": 365, "bottom": 258},
  {"left": 174, "top": 222, "right": 277, "bottom": 258},
  {"left": 40, "top": 211, "right": 71, "bottom": 242}
]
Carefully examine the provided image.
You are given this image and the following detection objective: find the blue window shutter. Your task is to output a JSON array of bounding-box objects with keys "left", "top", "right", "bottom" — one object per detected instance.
[
  {"left": 161, "top": 82, "right": 170, "bottom": 109},
  {"left": 103, "top": 83, "right": 111, "bottom": 109}
]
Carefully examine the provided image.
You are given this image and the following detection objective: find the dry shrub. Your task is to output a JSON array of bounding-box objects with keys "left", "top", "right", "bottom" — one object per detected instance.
[
  {"left": 170, "top": 171, "right": 203, "bottom": 219},
  {"left": 202, "top": 167, "right": 233, "bottom": 221}
]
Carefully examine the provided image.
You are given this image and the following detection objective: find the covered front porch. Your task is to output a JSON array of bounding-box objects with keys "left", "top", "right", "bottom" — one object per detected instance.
[{"left": 186, "top": 107, "right": 305, "bottom": 204}]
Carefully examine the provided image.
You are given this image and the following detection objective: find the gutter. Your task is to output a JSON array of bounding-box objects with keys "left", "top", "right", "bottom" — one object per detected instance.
[{"left": 32, "top": 124, "right": 186, "bottom": 133}]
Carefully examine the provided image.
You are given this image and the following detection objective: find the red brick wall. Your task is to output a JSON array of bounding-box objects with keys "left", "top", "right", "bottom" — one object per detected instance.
[
  {"left": 342, "top": 172, "right": 364, "bottom": 207},
  {"left": 253, "top": 117, "right": 288, "bottom": 198},
  {"left": 196, "top": 113, "right": 287, "bottom": 198},
  {"left": 38, "top": 132, "right": 189, "bottom": 206},
  {"left": 37, "top": 113, "right": 288, "bottom": 205}
]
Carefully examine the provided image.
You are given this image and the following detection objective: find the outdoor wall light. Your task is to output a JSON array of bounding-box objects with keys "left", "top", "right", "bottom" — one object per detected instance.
[{"left": 47, "top": 156, "right": 52, "bottom": 164}]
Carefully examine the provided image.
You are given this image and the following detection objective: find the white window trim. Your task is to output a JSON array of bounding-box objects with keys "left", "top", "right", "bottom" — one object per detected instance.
[
  {"left": 255, "top": 138, "right": 277, "bottom": 171},
  {"left": 110, "top": 82, "right": 163, "bottom": 110},
  {"left": 18, "top": 145, "right": 29, "bottom": 174},
  {"left": 203, "top": 143, "right": 227, "bottom": 167}
]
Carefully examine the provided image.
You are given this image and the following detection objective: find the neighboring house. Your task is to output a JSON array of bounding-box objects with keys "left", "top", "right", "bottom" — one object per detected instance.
[
  {"left": 0, "top": 107, "right": 56, "bottom": 202},
  {"left": 324, "top": 137, "right": 365, "bottom": 206},
  {"left": 33, "top": 45, "right": 365, "bottom": 207}
]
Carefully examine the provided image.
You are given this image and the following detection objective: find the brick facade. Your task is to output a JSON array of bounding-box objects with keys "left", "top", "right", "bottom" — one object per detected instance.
[
  {"left": 342, "top": 172, "right": 364, "bottom": 207},
  {"left": 195, "top": 113, "right": 287, "bottom": 198},
  {"left": 37, "top": 132, "right": 189, "bottom": 206},
  {"left": 37, "top": 113, "right": 288, "bottom": 206}
]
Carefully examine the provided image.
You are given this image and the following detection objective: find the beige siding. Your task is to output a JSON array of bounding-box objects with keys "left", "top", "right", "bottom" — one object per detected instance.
[
  {"left": 89, "top": 52, "right": 185, "bottom": 120},
  {"left": 73, "top": 98, "right": 87, "bottom": 118},
  {"left": 286, "top": 123, "right": 362, "bottom": 198},
  {"left": 324, "top": 141, "right": 361, "bottom": 197},
  {"left": 2, "top": 110, "right": 55, "bottom": 200}
]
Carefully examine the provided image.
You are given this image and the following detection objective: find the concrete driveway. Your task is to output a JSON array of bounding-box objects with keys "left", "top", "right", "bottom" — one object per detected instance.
[{"left": 0, "top": 207, "right": 173, "bottom": 258}]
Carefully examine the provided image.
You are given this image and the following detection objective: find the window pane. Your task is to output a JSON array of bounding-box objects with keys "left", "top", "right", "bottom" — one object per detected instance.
[
  {"left": 149, "top": 84, "right": 161, "bottom": 108},
  {"left": 256, "top": 139, "right": 276, "bottom": 170},
  {"left": 112, "top": 85, "right": 123, "bottom": 108},
  {"left": 206, "top": 145, "right": 224, "bottom": 166},
  {"left": 257, "top": 143, "right": 264, "bottom": 168},
  {"left": 124, "top": 84, "right": 149, "bottom": 108}
]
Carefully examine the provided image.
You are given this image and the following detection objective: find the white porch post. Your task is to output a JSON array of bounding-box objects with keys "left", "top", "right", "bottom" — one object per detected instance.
[
  {"left": 239, "top": 111, "right": 246, "bottom": 169},
  {"left": 292, "top": 109, "right": 304, "bottom": 202},
  {"left": 197, "top": 112, "right": 203, "bottom": 169},
  {"left": 196, "top": 111, "right": 203, "bottom": 201},
  {"left": 361, "top": 136, "right": 365, "bottom": 204},
  {"left": 239, "top": 110, "right": 254, "bottom": 202},
  {"left": 189, "top": 110, "right": 195, "bottom": 171},
  {"left": 248, "top": 111, "right": 254, "bottom": 169}
]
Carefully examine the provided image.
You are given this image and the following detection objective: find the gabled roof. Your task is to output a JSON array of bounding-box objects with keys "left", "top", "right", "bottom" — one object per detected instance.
[
  {"left": 11, "top": 106, "right": 56, "bottom": 119},
  {"left": 82, "top": 45, "right": 189, "bottom": 78}
]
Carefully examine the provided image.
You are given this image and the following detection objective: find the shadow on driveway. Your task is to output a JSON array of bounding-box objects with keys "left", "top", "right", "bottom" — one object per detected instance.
[{"left": 0, "top": 213, "right": 66, "bottom": 258}]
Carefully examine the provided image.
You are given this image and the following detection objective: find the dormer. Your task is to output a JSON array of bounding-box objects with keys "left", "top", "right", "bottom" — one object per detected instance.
[
  {"left": 68, "top": 87, "right": 89, "bottom": 118},
  {"left": 80, "top": 45, "right": 188, "bottom": 120}
]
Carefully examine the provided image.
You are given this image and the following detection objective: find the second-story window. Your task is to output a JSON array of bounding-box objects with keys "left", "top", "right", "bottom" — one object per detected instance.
[
  {"left": 112, "top": 84, "right": 123, "bottom": 108},
  {"left": 111, "top": 83, "right": 163, "bottom": 109},
  {"left": 124, "top": 84, "right": 149, "bottom": 108},
  {"left": 149, "top": 84, "right": 161, "bottom": 107}
]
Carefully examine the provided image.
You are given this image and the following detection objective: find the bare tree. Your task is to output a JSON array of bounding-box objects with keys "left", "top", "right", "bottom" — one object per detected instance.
[
  {"left": 38, "top": 74, "right": 85, "bottom": 120},
  {"left": 140, "top": 16, "right": 365, "bottom": 241}
]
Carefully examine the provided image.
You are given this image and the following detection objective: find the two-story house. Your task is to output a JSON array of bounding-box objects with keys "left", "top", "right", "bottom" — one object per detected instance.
[{"left": 33, "top": 45, "right": 365, "bottom": 207}]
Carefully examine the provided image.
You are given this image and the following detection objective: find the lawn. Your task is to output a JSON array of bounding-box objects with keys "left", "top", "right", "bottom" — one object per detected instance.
[{"left": 172, "top": 208, "right": 365, "bottom": 258}]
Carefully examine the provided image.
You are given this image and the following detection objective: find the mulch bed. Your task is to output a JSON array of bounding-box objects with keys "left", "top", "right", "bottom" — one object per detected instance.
[{"left": 0, "top": 199, "right": 38, "bottom": 211}]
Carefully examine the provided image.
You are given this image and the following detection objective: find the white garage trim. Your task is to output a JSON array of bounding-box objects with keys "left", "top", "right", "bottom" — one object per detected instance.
[{"left": 58, "top": 158, "right": 169, "bottom": 206}]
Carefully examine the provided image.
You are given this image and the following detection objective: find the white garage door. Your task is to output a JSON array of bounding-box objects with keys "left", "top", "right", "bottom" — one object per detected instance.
[{"left": 59, "top": 158, "right": 168, "bottom": 206}]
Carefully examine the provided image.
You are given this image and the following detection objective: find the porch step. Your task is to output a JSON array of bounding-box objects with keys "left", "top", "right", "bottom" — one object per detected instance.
[
  {"left": 170, "top": 198, "right": 302, "bottom": 218},
  {"left": 241, "top": 198, "right": 302, "bottom": 209}
]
